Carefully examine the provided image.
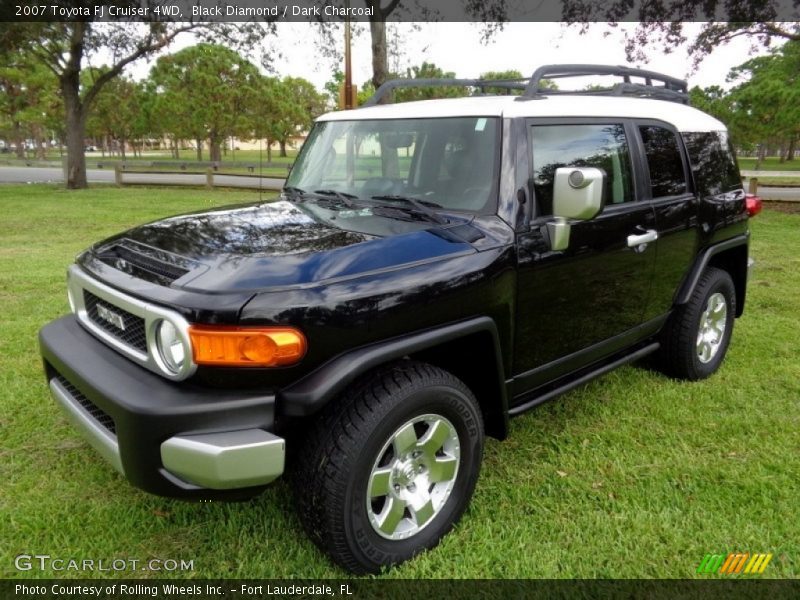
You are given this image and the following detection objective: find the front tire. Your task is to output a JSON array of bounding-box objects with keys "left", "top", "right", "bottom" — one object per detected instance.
[
  {"left": 291, "top": 361, "right": 484, "bottom": 574},
  {"left": 658, "top": 267, "right": 736, "bottom": 380}
]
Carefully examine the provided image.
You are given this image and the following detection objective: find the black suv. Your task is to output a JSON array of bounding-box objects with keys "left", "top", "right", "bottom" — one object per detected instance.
[{"left": 39, "top": 65, "right": 758, "bottom": 573}]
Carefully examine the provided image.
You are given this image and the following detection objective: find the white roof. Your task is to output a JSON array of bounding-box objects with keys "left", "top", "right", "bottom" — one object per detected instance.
[{"left": 318, "top": 95, "right": 726, "bottom": 133}]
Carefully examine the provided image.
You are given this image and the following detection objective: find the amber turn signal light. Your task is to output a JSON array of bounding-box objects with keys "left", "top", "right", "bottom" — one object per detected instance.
[{"left": 188, "top": 325, "right": 307, "bottom": 367}]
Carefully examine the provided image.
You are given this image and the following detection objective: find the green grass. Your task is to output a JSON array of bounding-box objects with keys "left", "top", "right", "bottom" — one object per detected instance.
[
  {"left": 738, "top": 156, "right": 800, "bottom": 171},
  {"left": 1, "top": 185, "right": 798, "bottom": 579}
]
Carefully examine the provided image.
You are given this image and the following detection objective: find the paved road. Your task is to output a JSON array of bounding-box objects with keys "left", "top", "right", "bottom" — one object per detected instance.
[
  {"left": 741, "top": 170, "right": 800, "bottom": 178},
  {"left": 0, "top": 166, "right": 114, "bottom": 184},
  {"left": 0, "top": 166, "right": 796, "bottom": 200}
]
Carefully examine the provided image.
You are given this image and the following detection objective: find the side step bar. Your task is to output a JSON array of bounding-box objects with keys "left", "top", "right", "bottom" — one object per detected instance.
[{"left": 508, "top": 342, "right": 660, "bottom": 417}]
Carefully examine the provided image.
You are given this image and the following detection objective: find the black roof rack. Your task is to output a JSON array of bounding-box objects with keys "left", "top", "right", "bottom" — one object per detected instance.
[
  {"left": 361, "top": 64, "right": 689, "bottom": 107},
  {"left": 361, "top": 78, "right": 528, "bottom": 107},
  {"left": 519, "top": 64, "right": 689, "bottom": 104}
]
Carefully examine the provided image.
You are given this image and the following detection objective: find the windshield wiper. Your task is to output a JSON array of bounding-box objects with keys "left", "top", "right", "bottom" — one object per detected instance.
[
  {"left": 283, "top": 186, "right": 357, "bottom": 209},
  {"left": 313, "top": 189, "right": 357, "bottom": 208},
  {"left": 370, "top": 194, "right": 448, "bottom": 225}
]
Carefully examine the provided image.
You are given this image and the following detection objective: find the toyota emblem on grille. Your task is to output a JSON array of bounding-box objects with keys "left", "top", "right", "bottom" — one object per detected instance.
[{"left": 96, "top": 304, "right": 126, "bottom": 331}]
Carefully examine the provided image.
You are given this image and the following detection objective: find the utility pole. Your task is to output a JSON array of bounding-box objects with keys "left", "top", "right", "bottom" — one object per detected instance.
[{"left": 343, "top": 0, "right": 355, "bottom": 109}]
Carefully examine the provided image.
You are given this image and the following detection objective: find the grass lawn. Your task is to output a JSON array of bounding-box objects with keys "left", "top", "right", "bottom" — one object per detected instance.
[
  {"left": 738, "top": 156, "right": 800, "bottom": 171},
  {"left": 1, "top": 185, "right": 798, "bottom": 579}
]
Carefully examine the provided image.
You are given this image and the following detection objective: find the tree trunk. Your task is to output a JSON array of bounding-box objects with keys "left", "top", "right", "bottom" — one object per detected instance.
[
  {"left": 755, "top": 145, "right": 767, "bottom": 171},
  {"left": 209, "top": 134, "right": 222, "bottom": 163},
  {"left": 279, "top": 139, "right": 287, "bottom": 157},
  {"left": 785, "top": 137, "right": 797, "bottom": 162},
  {"left": 196, "top": 138, "right": 202, "bottom": 162},
  {"left": 266, "top": 140, "right": 272, "bottom": 163},
  {"left": 62, "top": 76, "right": 88, "bottom": 189},
  {"left": 13, "top": 121, "right": 24, "bottom": 159},
  {"left": 36, "top": 130, "right": 46, "bottom": 160},
  {"left": 369, "top": 16, "right": 389, "bottom": 98},
  {"left": 120, "top": 136, "right": 127, "bottom": 161}
]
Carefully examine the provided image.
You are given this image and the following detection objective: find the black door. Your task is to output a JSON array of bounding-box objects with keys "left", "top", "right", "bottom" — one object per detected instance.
[
  {"left": 634, "top": 122, "right": 699, "bottom": 320},
  {"left": 512, "top": 120, "right": 657, "bottom": 396}
]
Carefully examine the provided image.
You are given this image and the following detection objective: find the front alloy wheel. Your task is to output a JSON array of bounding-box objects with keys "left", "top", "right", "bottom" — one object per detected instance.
[
  {"left": 291, "top": 361, "right": 484, "bottom": 574},
  {"left": 367, "top": 414, "right": 461, "bottom": 540}
]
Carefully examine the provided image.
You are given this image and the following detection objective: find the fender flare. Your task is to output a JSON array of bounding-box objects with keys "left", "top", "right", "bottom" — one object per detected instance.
[
  {"left": 278, "top": 316, "right": 507, "bottom": 421},
  {"left": 675, "top": 233, "right": 749, "bottom": 306}
]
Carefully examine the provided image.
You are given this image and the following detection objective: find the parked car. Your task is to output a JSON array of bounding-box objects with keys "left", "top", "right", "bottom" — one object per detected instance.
[{"left": 39, "top": 65, "right": 757, "bottom": 573}]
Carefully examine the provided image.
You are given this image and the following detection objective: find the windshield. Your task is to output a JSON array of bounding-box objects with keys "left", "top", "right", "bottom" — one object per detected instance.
[{"left": 287, "top": 117, "right": 500, "bottom": 213}]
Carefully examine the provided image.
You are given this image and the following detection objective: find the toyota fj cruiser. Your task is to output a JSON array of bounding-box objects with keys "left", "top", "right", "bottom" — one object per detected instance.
[{"left": 39, "top": 65, "right": 759, "bottom": 573}]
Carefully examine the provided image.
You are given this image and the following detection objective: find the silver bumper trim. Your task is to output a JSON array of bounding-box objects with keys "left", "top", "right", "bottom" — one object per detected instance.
[
  {"left": 160, "top": 429, "right": 285, "bottom": 490},
  {"left": 49, "top": 378, "right": 124, "bottom": 475},
  {"left": 67, "top": 265, "right": 196, "bottom": 381}
]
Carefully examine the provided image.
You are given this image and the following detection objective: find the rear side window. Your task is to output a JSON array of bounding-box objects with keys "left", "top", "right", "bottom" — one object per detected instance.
[
  {"left": 639, "top": 125, "right": 688, "bottom": 198},
  {"left": 682, "top": 131, "right": 742, "bottom": 197},
  {"left": 530, "top": 124, "right": 633, "bottom": 215}
]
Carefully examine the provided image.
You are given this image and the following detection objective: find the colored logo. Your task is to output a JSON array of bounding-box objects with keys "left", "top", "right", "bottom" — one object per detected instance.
[{"left": 697, "top": 552, "right": 773, "bottom": 575}]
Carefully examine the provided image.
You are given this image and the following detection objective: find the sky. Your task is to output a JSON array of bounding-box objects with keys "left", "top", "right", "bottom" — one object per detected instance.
[{"left": 126, "top": 22, "right": 779, "bottom": 93}]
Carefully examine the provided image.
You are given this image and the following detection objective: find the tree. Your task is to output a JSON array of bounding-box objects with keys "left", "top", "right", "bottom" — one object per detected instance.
[
  {"left": 560, "top": 2, "right": 799, "bottom": 67},
  {"left": 0, "top": 51, "right": 61, "bottom": 160},
  {"left": 0, "top": 18, "right": 269, "bottom": 188},
  {"left": 275, "top": 77, "right": 327, "bottom": 156},
  {"left": 150, "top": 44, "right": 262, "bottom": 163},
  {"left": 689, "top": 42, "right": 800, "bottom": 167},
  {"left": 312, "top": 1, "right": 509, "bottom": 103},
  {"left": 86, "top": 72, "right": 149, "bottom": 160},
  {"left": 393, "top": 62, "right": 469, "bottom": 102},
  {"left": 726, "top": 42, "right": 800, "bottom": 165}
]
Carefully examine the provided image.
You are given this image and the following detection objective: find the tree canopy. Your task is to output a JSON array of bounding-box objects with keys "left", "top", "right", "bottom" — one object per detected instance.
[{"left": 0, "top": 19, "right": 270, "bottom": 187}]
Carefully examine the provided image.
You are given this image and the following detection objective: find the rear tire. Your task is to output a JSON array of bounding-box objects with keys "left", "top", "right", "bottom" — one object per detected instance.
[
  {"left": 658, "top": 267, "right": 736, "bottom": 380},
  {"left": 291, "top": 361, "right": 484, "bottom": 574}
]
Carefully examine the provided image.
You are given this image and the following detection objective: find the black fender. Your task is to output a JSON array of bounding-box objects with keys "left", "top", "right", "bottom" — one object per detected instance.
[
  {"left": 675, "top": 233, "right": 749, "bottom": 316},
  {"left": 278, "top": 316, "right": 508, "bottom": 434}
]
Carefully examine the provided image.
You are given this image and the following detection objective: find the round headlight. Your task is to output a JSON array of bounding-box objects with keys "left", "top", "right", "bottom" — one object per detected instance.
[{"left": 156, "top": 320, "right": 187, "bottom": 374}]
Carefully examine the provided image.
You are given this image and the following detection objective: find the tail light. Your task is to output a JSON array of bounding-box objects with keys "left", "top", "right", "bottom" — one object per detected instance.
[{"left": 745, "top": 194, "right": 762, "bottom": 218}]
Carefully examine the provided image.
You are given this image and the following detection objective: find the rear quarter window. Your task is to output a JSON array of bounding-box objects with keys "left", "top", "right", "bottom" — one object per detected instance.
[{"left": 682, "top": 131, "right": 743, "bottom": 197}]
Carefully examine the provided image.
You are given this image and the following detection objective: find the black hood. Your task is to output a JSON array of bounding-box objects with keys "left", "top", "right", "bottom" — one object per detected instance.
[{"left": 88, "top": 200, "right": 487, "bottom": 293}]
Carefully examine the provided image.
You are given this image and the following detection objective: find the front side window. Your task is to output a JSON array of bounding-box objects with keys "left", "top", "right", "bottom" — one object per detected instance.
[
  {"left": 530, "top": 124, "right": 633, "bottom": 216},
  {"left": 287, "top": 117, "right": 500, "bottom": 213},
  {"left": 639, "top": 125, "right": 688, "bottom": 198}
]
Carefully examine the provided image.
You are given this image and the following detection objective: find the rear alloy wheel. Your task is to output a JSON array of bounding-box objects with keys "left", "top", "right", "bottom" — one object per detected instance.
[
  {"left": 291, "top": 361, "right": 483, "bottom": 574},
  {"left": 658, "top": 267, "right": 736, "bottom": 380}
]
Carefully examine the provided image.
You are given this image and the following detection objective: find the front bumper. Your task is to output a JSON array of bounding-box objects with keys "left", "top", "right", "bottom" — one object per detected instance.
[{"left": 40, "top": 316, "right": 284, "bottom": 500}]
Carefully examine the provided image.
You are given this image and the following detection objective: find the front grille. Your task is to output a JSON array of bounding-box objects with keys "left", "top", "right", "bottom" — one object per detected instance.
[
  {"left": 54, "top": 374, "right": 116, "bottom": 436},
  {"left": 83, "top": 290, "right": 147, "bottom": 353}
]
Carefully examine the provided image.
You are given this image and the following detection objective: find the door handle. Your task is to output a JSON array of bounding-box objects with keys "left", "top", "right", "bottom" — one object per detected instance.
[{"left": 627, "top": 229, "right": 658, "bottom": 248}]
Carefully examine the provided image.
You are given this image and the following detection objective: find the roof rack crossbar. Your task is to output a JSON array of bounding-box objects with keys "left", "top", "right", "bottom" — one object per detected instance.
[
  {"left": 520, "top": 64, "right": 688, "bottom": 104},
  {"left": 362, "top": 78, "right": 528, "bottom": 107}
]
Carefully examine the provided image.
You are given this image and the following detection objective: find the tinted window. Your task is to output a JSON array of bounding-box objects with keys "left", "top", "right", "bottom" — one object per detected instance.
[
  {"left": 682, "top": 131, "right": 742, "bottom": 197},
  {"left": 530, "top": 124, "right": 633, "bottom": 215},
  {"left": 288, "top": 117, "right": 499, "bottom": 213},
  {"left": 639, "top": 125, "right": 687, "bottom": 197}
]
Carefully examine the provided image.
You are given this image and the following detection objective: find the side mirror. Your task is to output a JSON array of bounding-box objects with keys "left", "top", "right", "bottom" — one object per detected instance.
[{"left": 547, "top": 167, "right": 605, "bottom": 251}]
